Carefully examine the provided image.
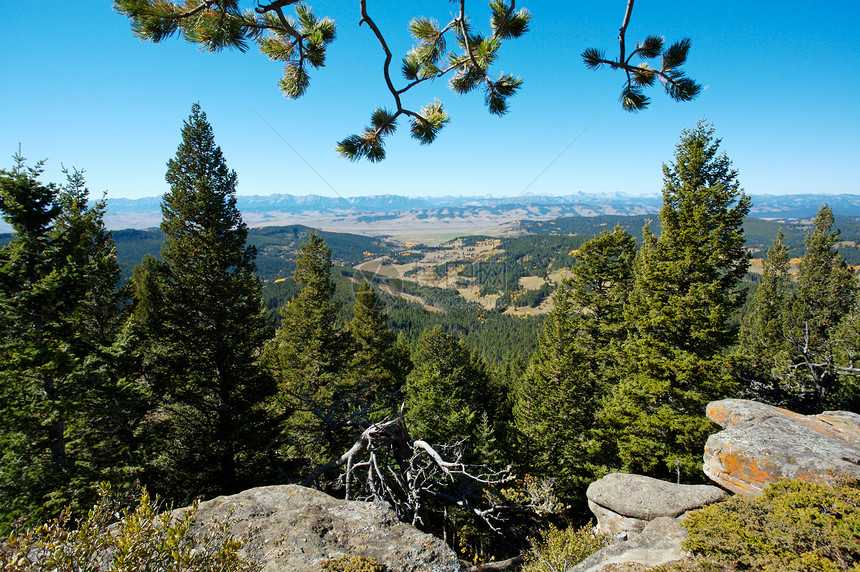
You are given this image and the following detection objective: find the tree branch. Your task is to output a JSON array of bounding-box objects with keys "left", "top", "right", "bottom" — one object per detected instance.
[
  {"left": 301, "top": 436, "right": 367, "bottom": 488},
  {"left": 359, "top": 0, "right": 402, "bottom": 113},
  {"left": 176, "top": 0, "right": 221, "bottom": 19},
  {"left": 306, "top": 414, "right": 517, "bottom": 534},
  {"left": 618, "top": 0, "right": 634, "bottom": 65}
]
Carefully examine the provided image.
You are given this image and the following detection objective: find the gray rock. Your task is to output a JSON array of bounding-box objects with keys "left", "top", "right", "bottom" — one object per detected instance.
[
  {"left": 704, "top": 399, "right": 860, "bottom": 497},
  {"left": 172, "top": 484, "right": 461, "bottom": 572},
  {"left": 570, "top": 517, "right": 688, "bottom": 572},
  {"left": 586, "top": 500, "right": 649, "bottom": 538},
  {"left": 586, "top": 473, "right": 726, "bottom": 522}
]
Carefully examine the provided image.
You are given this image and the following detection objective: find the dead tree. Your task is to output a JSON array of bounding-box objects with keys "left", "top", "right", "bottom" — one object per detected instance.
[{"left": 302, "top": 411, "right": 546, "bottom": 534}]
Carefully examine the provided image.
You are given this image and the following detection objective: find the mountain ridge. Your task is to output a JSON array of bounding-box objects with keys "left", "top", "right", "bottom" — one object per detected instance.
[
  {"left": 99, "top": 192, "right": 860, "bottom": 236},
  {"left": 4, "top": 192, "right": 859, "bottom": 238}
]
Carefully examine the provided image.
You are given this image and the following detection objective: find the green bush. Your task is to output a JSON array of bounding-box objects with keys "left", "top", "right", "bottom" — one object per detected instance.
[
  {"left": 0, "top": 484, "right": 260, "bottom": 571},
  {"left": 521, "top": 523, "right": 610, "bottom": 572},
  {"left": 680, "top": 477, "right": 860, "bottom": 571},
  {"left": 320, "top": 554, "right": 385, "bottom": 572}
]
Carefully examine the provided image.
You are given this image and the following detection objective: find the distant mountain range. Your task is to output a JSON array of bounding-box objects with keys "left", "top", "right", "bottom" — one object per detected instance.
[
  {"left": 97, "top": 191, "right": 860, "bottom": 230},
  {"left": 4, "top": 192, "right": 859, "bottom": 237},
  {"left": 102, "top": 192, "right": 664, "bottom": 227}
]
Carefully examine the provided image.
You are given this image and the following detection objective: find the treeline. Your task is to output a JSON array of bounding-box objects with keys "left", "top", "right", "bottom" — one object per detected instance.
[
  {"left": 3, "top": 115, "right": 859, "bottom": 563},
  {"left": 513, "top": 124, "right": 860, "bottom": 508},
  {"left": 517, "top": 212, "right": 860, "bottom": 265}
]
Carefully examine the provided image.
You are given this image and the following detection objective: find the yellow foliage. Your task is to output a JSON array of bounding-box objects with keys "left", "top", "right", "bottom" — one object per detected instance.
[{"left": 521, "top": 523, "right": 609, "bottom": 572}]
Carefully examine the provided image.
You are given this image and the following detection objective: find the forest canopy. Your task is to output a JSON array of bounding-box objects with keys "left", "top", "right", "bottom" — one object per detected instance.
[{"left": 2, "top": 114, "right": 858, "bottom": 567}]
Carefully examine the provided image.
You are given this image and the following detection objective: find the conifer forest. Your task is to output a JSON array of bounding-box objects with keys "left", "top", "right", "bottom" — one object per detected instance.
[{"left": 2, "top": 105, "right": 859, "bottom": 568}]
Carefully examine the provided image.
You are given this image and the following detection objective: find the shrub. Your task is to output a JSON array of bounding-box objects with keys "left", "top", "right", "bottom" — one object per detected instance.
[
  {"left": 680, "top": 477, "right": 860, "bottom": 571},
  {"left": 320, "top": 554, "right": 385, "bottom": 572},
  {"left": 0, "top": 484, "right": 260, "bottom": 571},
  {"left": 521, "top": 523, "right": 610, "bottom": 572}
]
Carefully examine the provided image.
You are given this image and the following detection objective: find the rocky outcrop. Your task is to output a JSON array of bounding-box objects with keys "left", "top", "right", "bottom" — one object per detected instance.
[
  {"left": 586, "top": 473, "right": 725, "bottom": 537},
  {"left": 575, "top": 399, "right": 860, "bottom": 570},
  {"left": 173, "top": 485, "right": 461, "bottom": 572},
  {"left": 570, "top": 517, "right": 688, "bottom": 572},
  {"left": 703, "top": 399, "right": 860, "bottom": 497}
]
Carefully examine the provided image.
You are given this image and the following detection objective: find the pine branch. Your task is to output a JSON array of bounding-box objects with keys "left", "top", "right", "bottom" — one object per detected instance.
[
  {"left": 337, "top": 0, "right": 526, "bottom": 160},
  {"left": 581, "top": 0, "right": 701, "bottom": 112},
  {"left": 116, "top": 0, "right": 526, "bottom": 161}
]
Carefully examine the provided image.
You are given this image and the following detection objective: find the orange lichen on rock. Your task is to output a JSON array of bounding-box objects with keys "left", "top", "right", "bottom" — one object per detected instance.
[
  {"left": 710, "top": 450, "right": 782, "bottom": 496},
  {"left": 703, "top": 400, "right": 860, "bottom": 497}
]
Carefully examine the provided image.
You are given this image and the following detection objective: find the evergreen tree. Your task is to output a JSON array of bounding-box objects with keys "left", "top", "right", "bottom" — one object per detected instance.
[
  {"left": 514, "top": 226, "right": 635, "bottom": 494},
  {"left": 344, "top": 282, "right": 411, "bottom": 418},
  {"left": 739, "top": 229, "right": 793, "bottom": 401},
  {"left": 739, "top": 207, "right": 860, "bottom": 411},
  {"left": 0, "top": 158, "right": 132, "bottom": 526},
  {"left": 600, "top": 122, "right": 750, "bottom": 482},
  {"left": 780, "top": 206, "right": 857, "bottom": 410},
  {"left": 53, "top": 168, "right": 127, "bottom": 356},
  {"left": 131, "top": 104, "right": 275, "bottom": 503},
  {"left": 50, "top": 168, "right": 144, "bottom": 504},
  {"left": 406, "top": 325, "right": 500, "bottom": 459},
  {"left": 403, "top": 325, "right": 511, "bottom": 548},
  {"left": 265, "top": 231, "right": 351, "bottom": 473},
  {"left": 830, "top": 304, "right": 860, "bottom": 412}
]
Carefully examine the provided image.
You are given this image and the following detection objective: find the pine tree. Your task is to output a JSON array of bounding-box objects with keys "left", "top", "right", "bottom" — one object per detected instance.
[
  {"left": 50, "top": 168, "right": 144, "bottom": 504},
  {"left": 344, "top": 282, "right": 411, "bottom": 418},
  {"left": 265, "top": 231, "right": 350, "bottom": 473},
  {"left": 739, "top": 207, "right": 860, "bottom": 411},
  {"left": 831, "top": 304, "right": 860, "bottom": 412},
  {"left": 739, "top": 228, "right": 793, "bottom": 401},
  {"left": 406, "top": 325, "right": 499, "bottom": 458},
  {"left": 0, "top": 158, "right": 132, "bottom": 526},
  {"left": 514, "top": 226, "right": 635, "bottom": 494},
  {"left": 131, "top": 104, "right": 275, "bottom": 503},
  {"left": 783, "top": 206, "right": 858, "bottom": 410},
  {"left": 600, "top": 122, "right": 750, "bottom": 482},
  {"left": 53, "top": 168, "right": 126, "bottom": 356}
]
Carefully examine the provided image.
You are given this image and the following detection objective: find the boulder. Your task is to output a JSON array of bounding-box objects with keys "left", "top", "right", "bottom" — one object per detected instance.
[
  {"left": 172, "top": 484, "right": 461, "bottom": 572},
  {"left": 703, "top": 399, "right": 860, "bottom": 497},
  {"left": 586, "top": 473, "right": 726, "bottom": 537},
  {"left": 570, "top": 517, "right": 688, "bottom": 572}
]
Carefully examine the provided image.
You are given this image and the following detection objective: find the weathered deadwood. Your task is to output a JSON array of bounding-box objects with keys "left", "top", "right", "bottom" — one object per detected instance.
[
  {"left": 304, "top": 413, "right": 517, "bottom": 531},
  {"left": 301, "top": 416, "right": 410, "bottom": 489}
]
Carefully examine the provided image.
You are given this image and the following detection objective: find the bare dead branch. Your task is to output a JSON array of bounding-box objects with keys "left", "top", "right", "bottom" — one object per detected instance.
[{"left": 305, "top": 413, "right": 518, "bottom": 535}]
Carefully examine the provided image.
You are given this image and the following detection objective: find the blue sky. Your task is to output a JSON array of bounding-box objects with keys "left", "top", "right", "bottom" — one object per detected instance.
[{"left": 2, "top": 1, "right": 859, "bottom": 200}]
